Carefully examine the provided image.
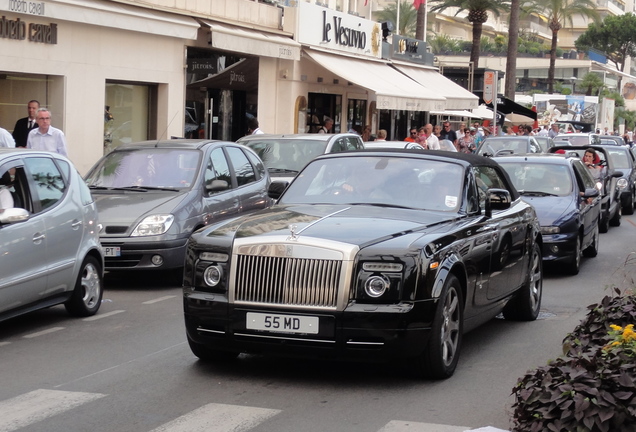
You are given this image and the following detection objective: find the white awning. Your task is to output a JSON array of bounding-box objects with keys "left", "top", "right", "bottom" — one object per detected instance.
[
  {"left": 200, "top": 20, "right": 300, "bottom": 61},
  {"left": 591, "top": 61, "right": 636, "bottom": 81},
  {"left": 393, "top": 64, "right": 479, "bottom": 110},
  {"left": 305, "top": 50, "right": 446, "bottom": 112},
  {"left": 430, "top": 110, "right": 482, "bottom": 118},
  {"left": 32, "top": 0, "right": 200, "bottom": 39}
]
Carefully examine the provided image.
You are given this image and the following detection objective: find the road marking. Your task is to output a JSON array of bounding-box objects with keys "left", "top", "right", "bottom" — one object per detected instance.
[
  {"left": 0, "top": 342, "right": 10, "bottom": 347},
  {"left": 83, "top": 310, "right": 126, "bottom": 321},
  {"left": 379, "top": 421, "right": 470, "bottom": 432},
  {"left": 22, "top": 327, "right": 65, "bottom": 339},
  {"left": 150, "top": 403, "right": 280, "bottom": 432},
  {"left": 143, "top": 295, "right": 177, "bottom": 304},
  {"left": 0, "top": 389, "right": 106, "bottom": 432}
]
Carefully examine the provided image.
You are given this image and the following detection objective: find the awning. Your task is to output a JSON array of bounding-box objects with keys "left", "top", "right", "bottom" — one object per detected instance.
[
  {"left": 305, "top": 50, "right": 446, "bottom": 112},
  {"left": 430, "top": 110, "right": 482, "bottom": 118},
  {"left": 200, "top": 20, "right": 300, "bottom": 61},
  {"left": 393, "top": 65, "right": 479, "bottom": 110},
  {"left": 591, "top": 61, "right": 636, "bottom": 81},
  {"left": 474, "top": 91, "right": 537, "bottom": 121},
  {"left": 40, "top": 0, "right": 199, "bottom": 39},
  {"left": 187, "top": 58, "right": 258, "bottom": 91}
]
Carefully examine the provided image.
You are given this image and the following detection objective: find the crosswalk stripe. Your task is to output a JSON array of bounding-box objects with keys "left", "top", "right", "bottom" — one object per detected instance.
[
  {"left": 0, "top": 389, "right": 106, "bottom": 432},
  {"left": 22, "top": 327, "right": 65, "bottom": 339},
  {"left": 143, "top": 295, "right": 177, "bottom": 304},
  {"left": 150, "top": 403, "right": 281, "bottom": 432},
  {"left": 83, "top": 309, "right": 125, "bottom": 321},
  {"left": 379, "top": 421, "right": 469, "bottom": 432}
]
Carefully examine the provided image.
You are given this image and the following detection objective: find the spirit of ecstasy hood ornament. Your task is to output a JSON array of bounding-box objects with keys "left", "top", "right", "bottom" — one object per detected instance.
[{"left": 288, "top": 224, "right": 298, "bottom": 241}]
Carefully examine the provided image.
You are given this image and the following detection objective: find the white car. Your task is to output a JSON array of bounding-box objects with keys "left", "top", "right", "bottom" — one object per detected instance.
[{"left": 0, "top": 149, "right": 104, "bottom": 322}]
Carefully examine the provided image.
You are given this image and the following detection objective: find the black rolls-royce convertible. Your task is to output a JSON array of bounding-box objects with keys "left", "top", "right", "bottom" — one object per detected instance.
[{"left": 183, "top": 150, "right": 543, "bottom": 379}]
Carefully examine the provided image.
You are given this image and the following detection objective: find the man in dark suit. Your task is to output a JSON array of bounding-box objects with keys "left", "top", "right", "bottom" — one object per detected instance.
[{"left": 12, "top": 100, "right": 40, "bottom": 148}]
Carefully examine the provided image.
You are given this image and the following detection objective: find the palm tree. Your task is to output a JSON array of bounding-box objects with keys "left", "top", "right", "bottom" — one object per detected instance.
[
  {"left": 504, "top": 0, "right": 520, "bottom": 98},
  {"left": 523, "top": 0, "right": 598, "bottom": 93},
  {"left": 374, "top": 0, "right": 418, "bottom": 38},
  {"left": 579, "top": 72, "right": 604, "bottom": 96},
  {"left": 428, "top": 0, "right": 510, "bottom": 68}
]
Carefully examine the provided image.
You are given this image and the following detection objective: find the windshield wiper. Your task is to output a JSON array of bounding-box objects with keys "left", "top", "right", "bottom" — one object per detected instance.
[
  {"left": 268, "top": 168, "right": 299, "bottom": 173},
  {"left": 88, "top": 185, "right": 147, "bottom": 192},
  {"left": 519, "top": 190, "right": 558, "bottom": 197},
  {"left": 349, "top": 202, "right": 415, "bottom": 209},
  {"left": 132, "top": 186, "right": 181, "bottom": 192}
]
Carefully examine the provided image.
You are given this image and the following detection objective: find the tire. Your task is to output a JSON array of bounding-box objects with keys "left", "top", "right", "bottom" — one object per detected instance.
[
  {"left": 623, "top": 191, "right": 634, "bottom": 215},
  {"left": 610, "top": 205, "right": 622, "bottom": 227},
  {"left": 187, "top": 334, "right": 239, "bottom": 362},
  {"left": 503, "top": 242, "right": 542, "bottom": 321},
  {"left": 599, "top": 211, "right": 610, "bottom": 233},
  {"left": 565, "top": 236, "right": 581, "bottom": 275},
  {"left": 413, "top": 274, "right": 463, "bottom": 380},
  {"left": 583, "top": 223, "right": 599, "bottom": 258},
  {"left": 64, "top": 256, "right": 103, "bottom": 317}
]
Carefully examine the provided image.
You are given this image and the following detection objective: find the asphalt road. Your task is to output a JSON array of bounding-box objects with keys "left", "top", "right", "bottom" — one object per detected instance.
[{"left": 1, "top": 215, "right": 635, "bottom": 432}]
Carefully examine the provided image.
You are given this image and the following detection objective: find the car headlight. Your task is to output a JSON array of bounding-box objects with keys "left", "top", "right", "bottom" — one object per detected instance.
[
  {"left": 540, "top": 226, "right": 560, "bottom": 234},
  {"left": 131, "top": 214, "right": 174, "bottom": 236},
  {"left": 203, "top": 265, "right": 223, "bottom": 287},
  {"left": 365, "top": 275, "right": 390, "bottom": 298},
  {"left": 617, "top": 178, "right": 628, "bottom": 190}
]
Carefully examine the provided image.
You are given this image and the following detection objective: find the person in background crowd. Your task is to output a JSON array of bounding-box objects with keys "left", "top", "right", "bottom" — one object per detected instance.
[
  {"left": 361, "top": 125, "right": 372, "bottom": 141},
  {"left": 457, "top": 127, "right": 474, "bottom": 154},
  {"left": 537, "top": 125, "right": 549, "bottom": 136},
  {"left": 247, "top": 117, "right": 264, "bottom": 135},
  {"left": 548, "top": 123, "right": 560, "bottom": 138},
  {"left": 26, "top": 108, "right": 68, "bottom": 156},
  {"left": 0, "top": 126, "right": 15, "bottom": 148},
  {"left": 12, "top": 100, "right": 39, "bottom": 148},
  {"left": 425, "top": 124, "right": 440, "bottom": 150},
  {"left": 433, "top": 124, "right": 442, "bottom": 139},
  {"left": 456, "top": 123, "right": 466, "bottom": 141},
  {"left": 404, "top": 127, "right": 417, "bottom": 142},
  {"left": 318, "top": 117, "right": 333, "bottom": 134},
  {"left": 415, "top": 126, "right": 428, "bottom": 149},
  {"left": 439, "top": 121, "right": 458, "bottom": 148},
  {"left": 471, "top": 127, "right": 483, "bottom": 149},
  {"left": 376, "top": 129, "right": 387, "bottom": 141},
  {"left": 0, "top": 170, "right": 14, "bottom": 209}
]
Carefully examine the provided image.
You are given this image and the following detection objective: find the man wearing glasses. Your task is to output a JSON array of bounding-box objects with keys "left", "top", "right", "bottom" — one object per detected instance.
[
  {"left": 26, "top": 108, "right": 68, "bottom": 156},
  {"left": 439, "top": 121, "right": 458, "bottom": 149},
  {"left": 404, "top": 127, "right": 418, "bottom": 142}
]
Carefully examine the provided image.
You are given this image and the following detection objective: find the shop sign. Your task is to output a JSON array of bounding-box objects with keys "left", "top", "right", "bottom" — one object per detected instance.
[
  {"left": 0, "top": 15, "right": 56, "bottom": 44},
  {"left": 187, "top": 59, "right": 216, "bottom": 73},
  {"left": 8, "top": 0, "right": 45, "bottom": 16},
  {"left": 297, "top": 2, "right": 381, "bottom": 58},
  {"left": 391, "top": 35, "right": 433, "bottom": 66}
]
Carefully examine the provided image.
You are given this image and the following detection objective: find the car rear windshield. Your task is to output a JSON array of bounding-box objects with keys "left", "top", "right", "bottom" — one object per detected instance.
[
  {"left": 245, "top": 139, "right": 329, "bottom": 172},
  {"left": 85, "top": 149, "right": 201, "bottom": 189},
  {"left": 499, "top": 162, "right": 573, "bottom": 196},
  {"left": 606, "top": 148, "right": 631, "bottom": 169}
]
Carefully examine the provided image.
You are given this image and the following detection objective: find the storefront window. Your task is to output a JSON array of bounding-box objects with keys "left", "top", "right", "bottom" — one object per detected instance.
[
  {"left": 346, "top": 99, "right": 367, "bottom": 135},
  {"left": 0, "top": 72, "right": 52, "bottom": 142},
  {"left": 104, "top": 82, "right": 152, "bottom": 154},
  {"left": 308, "top": 93, "right": 341, "bottom": 133}
]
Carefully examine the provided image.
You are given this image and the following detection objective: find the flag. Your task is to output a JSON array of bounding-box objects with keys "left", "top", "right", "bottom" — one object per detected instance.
[{"left": 413, "top": 0, "right": 426, "bottom": 9}]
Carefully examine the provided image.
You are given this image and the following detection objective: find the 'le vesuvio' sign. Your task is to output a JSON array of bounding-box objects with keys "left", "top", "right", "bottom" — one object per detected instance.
[{"left": 0, "top": 15, "right": 57, "bottom": 44}]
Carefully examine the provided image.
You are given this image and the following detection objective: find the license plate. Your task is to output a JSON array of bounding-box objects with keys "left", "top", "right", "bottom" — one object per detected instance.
[
  {"left": 246, "top": 312, "right": 319, "bottom": 334},
  {"left": 103, "top": 246, "right": 121, "bottom": 257}
]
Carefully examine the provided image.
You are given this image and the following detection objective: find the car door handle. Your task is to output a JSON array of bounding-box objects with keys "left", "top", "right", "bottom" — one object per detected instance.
[
  {"left": 33, "top": 233, "right": 45, "bottom": 243},
  {"left": 71, "top": 220, "right": 82, "bottom": 229}
]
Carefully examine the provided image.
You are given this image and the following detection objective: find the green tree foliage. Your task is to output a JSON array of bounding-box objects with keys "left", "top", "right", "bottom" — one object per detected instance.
[
  {"left": 428, "top": 0, "right": 511, "bottom": 68},
  {"left": 580, "top": 72, "right": 605, "bottom": 96},
  {"left": 427, "top": 34, "right": 461, "bottom": 54},
  {"left": 523, "top": 0, "right": 599, "bottom": 93},
  {"left": 575, "top": 13, "right": 636, "bottom": 74},
  {"left": 374, "top": 0, "right": 418, "bottom": 38}
]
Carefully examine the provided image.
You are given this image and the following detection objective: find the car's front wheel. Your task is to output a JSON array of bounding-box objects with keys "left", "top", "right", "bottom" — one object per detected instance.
[
  {"left": 565, "top": 236, "right": 581, "bottom": 275},
  {"left": 583, "top": 223, "right": 599, "bottom": 258},
  {"left": 623, "top": 191, "right": 634, "bottom": 215},
  {"left": 64, "top": 256, "right": 103, "bottom": 317},
  {"left": 503, "top": 242, "right": 542, "bottom": 321},
  {"left": 412, "top": 274, "right": 463, "bottom": 380}
]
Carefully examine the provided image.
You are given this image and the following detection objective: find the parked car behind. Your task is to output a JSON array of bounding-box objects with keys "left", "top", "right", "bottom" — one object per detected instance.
[
  {"left": 0, "top": 149, "right": 104, "bottom": 322},
  {"left": 363, "top": 140, "right": 425, "bottom": 150},
  {"left": 554, "top": 133, "right": 601, "bottom": 146},
  {"left": 599, "top": 144, "right": 636, "bottom": 215},
  {"left": 84, "top": 139, "right": 270, "bottom": 273},
  {"left": 549, "top": 145, "right": 623, "bottom": 232},
  {"left": 533, "top": 136, "right": 554, "bottom": 152},
  {"left": 238, "top": 133, "right": 364, "bottom": 185},
  {"left": 599, "top": 135, "right": 627, "bottom": 146},
  {"left": 496, "top": 154, "right": 601, "bottom": 275},
  {"left": 183, "top": 149, "right": 543, "bottom": 379},
  {"left": 476, "top": 136, "right": 543, "bottom": 156}
]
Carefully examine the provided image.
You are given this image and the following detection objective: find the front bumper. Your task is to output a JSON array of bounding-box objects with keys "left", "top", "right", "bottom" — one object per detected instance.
[
  {"left": 183, "top": 288, "right": 436, "bottom": 361},
  {"left": 101, "top": 237, "right": 188, "bottom": 270},
  {"left": 540, "top": 231, "right": 578, "bottom": 262}
]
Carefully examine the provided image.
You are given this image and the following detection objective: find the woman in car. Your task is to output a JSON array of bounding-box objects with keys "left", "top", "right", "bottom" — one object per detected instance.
[
  {"left": 583, "top": 149, "right": 603, "bottom": 179},
  {"left": 0, "top": 170, "right": 14, "bottom": 209}
]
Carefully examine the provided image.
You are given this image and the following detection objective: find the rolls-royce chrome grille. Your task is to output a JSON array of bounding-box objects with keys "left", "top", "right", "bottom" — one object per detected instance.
[
  {"left": 234, "top": 255, "right": 341, "bottom": 308},
  {"left": 230, "top": 238, "right": 360, "bottom": 311}
]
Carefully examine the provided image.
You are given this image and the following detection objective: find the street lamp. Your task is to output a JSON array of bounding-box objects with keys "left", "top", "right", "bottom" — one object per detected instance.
[{"left": 570, "top": 76, "right": 577, "bottom": 94}]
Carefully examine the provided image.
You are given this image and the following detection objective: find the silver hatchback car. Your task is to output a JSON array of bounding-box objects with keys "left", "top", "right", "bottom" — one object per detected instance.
[
  {"left": 0, "top": 149, "right": 104, "bottom": 322},
  {"left": 84, "top": 140, "right": 271, "bottom": 273}
]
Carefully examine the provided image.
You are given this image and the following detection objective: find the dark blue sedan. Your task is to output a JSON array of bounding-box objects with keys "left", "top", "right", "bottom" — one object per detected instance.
[{"left": 496, "top": 154, "right": 601, "bottom": 275}]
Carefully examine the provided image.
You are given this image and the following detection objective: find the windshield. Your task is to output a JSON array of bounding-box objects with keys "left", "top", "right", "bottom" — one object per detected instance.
[
  {"left": 499, "top": 162, "right": 573, "bottom": 196},
  {"left": 479, "top": 138, "right": 532, "bottom": 156},
  {"left": 606, "top": 148, "right": 631, "bottom": 169},
  {"left": 279, "top": 156, "right": 464, "bottom": 211},
  {"left": 245, "top": 139, "right": 329, "bottom": 172},
  {"left": 85, "top": 149, "right": 201, "bottom": 189}
]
